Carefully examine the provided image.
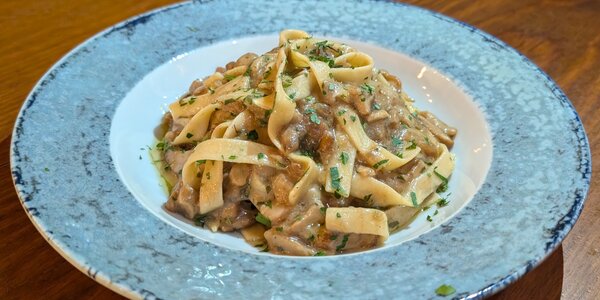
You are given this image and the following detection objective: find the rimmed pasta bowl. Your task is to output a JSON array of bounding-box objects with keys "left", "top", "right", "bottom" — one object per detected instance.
[{"left": 11, "top": 0, "right": 590, "bottom": 299}]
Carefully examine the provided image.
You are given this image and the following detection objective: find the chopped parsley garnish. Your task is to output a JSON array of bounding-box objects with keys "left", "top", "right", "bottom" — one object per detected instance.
[
  {"left": 320, "top": 207, "right": 327, "bottom": 214},
  {"left": 275, "top": 226, "right": 283, "bottom": 232},
  {"left": 223, "top": 74, "right": 237, "bottom": 81},
  {"left": 328, "top": 83, "right": 335, "bottom": 91},
  {"left": 282, "top": 76, "right": 292, "bottom": 88},
  {"left": 410, "top": 191, "right": 418, "bottom": 207},
  {"left": 308, "top": 55, "right": 335, "bottom": 68},
  {"left": 223, "top": 98, "right": 235, "bottom": 105},
  {"left": 392, "top": 136, "right": 403, "bottom": 147},
  {"left": 426, "top": 215, "right": 433, "bottom": 222},
  {"left": 435, "top": 284, "right": 456, "bottom": 296},
  {"left": 336, "top": 212, "right": 341, "bottom": 218},
  {"left": 195, "top": 159, "right": 206, "bottom": 166},
  {"left": 178, "top": 96, "right": 196, "bottom": 106},
  {"left": 155, "top": 141, "right": 170, "bottom": 152},
  {"left": 437, "top": 197, "right": 450, "bottom": 207},
  {"left": 330, "top": 234, "right": 338, "bottom": 241},
  {"left": 406, "top": 140, "right": 417, "bottom": 150},
  {"left": 339, "top": 152, "right": 349, "bottom": 165},
  {"left": 264, "top": 200, "right": 272, "bottom": 208},
  {"left": 329, "top": 167, "right": 342, "bottom": 192},
  {"left": 193, "top": 214, "right": 206, "bottom": 227},
  {"left": 309, "top": 112, "right": 321, "bottom": 124},
  {"left": 43, "top": 167, "right": 49, "bottom": 172},
  {"left": 255, "top": 213, "right": 271, "bottom": 227},
  {"left": 360, "top": 83, "right": 374, "bottom": 95},
  {"left": 337, "top": 109, "right": 347, "bottom": 116},
  {"left": 257, "top": 152, "right": 266, "bottom": 160},
  {"left": 243, "top": 66, "right": 252, "bottom": 77},
  {"left": 305, "top": 95, "right": 316, "bottom": 103},
  {"left": 228, "top": 155, "right": 237, "bottom": 160},
  {"left": 300, "top": 149, "right": 315, "bottom": 158},
  {"left": 314, "top": 251, "right": 326, "bottom": 256},
  {"left": 372, "top": 159, "right": 389, "bottom": 169},
  {"left": 247, "top": 130, "right": 259, "bottom": 141},
  {"left": 336, "top": 234, "right": 350, "bottom": 252},
  {"left": 350, "top": 115, "right": 357, "bottom": 122},
  {"left": 186, "top": 132, "right": 194, "bottom": 138},
  {"left": 372, "top": 102, "right": 381, "bottom": 110},
  {"left": 434, "top": 168, "right": 449, "bottom": 192}
]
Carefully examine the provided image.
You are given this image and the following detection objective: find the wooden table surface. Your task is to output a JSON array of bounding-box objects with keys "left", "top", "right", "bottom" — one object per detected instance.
[{"left": 0, "top": 0, "right": 598, "bottom": 299}]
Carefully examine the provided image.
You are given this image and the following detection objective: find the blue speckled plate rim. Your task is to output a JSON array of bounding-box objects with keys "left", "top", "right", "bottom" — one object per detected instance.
[{"left": 9, "top": 0, "right": 591, "bottom": 299}]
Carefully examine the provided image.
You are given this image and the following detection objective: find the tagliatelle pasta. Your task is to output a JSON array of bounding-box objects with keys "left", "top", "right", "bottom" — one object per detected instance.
[{"left": 153, "top": 30, "right": 457, "bottom": 256}]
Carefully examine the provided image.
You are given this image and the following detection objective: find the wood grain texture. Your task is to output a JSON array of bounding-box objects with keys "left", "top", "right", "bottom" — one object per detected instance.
[{"left": 0, "top": 0, "right": 598, "bottom": 299}]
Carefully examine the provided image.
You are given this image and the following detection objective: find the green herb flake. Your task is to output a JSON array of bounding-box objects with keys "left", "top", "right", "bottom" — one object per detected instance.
[
  {"left": 208, "top": 87, "right": 215, "bottom": 94},
  {"left": 435, "top": 284, "right": 456, "bottom": 296},
  {"left": 410, "top": 191, "right": 418, "bottom": 207},
  {"left": 228, "top": 155, "right": 237, "bottom": 160},
  {"left": 372, "top": 102, "right": 381, "bottom": 110},
  {"left": 195, "top": 159, "right": 206, "bottom": 166},
  {"left": 328, "top": 83, "right": 335, "bottom": 91},
  {"left": 434, "top": 168, "right": 449, "bottom": 193},
  {"left": 247, "top": 130, "right": 259, "bottom": 141},
  {"left": 437, "top": 197, "right": 450, "bottom": 207},
  {"left": 336, "top": 234, "right": 350, "bottom": 252},
  {"left": 350, "top": 115, "right": 357, "bottom": 122},
  {"left": 255, "top": 213, "right": 271, "bottom": 227},
  {"left": 282, "top": 77, "right": 292, "bottom": 88},
  {"left": 224, "top": 74, "right": 237, "bottom": 81},
  {"left": 360, "top": 83, "right": 374, "bottom": 95},
  {"left": 339, "top": 152, "right": 349, "bottom": 165},
  {"left": 275, "top": 226, "right": 283, "bottom": 232},
  {"left": 257, "top": 152, "right": 266, "bottom": 160},
  {"left": 314, "top": 251, "right": 326, "bottom": 256},
  {"left": 426, "top": 215, "right": 433, "bottom": 222},
  {"left": 309, "top": 113, "right": 321, "bottom": 124},
  {"left": 243, "top": 66, "right": 252, "bottom": 77},
  {"left": 186, "top": 132, "right": 194, "bottom": 138},
  {"left": 223, "top": 98, "right": 235, "bottom": 105},
  {"left": 43, "top": 167, "right": 50, "bottom": 172},
  {"left": 337, "top": 109, "right": 347, "bottom": 116},
  {"left": 329, "top": 167, "right": 342, "bottom": 192},
  {"left": 193, "top": 214, "right": 207, "bottom": 227},
  {"left": 372, "top": 159, "right": 389, "bottom": 169},
  {"left": 330, "top": 234, "right": 338, "bottom": 241},
  {"left": 406, "top": 140, "right": 417, "bottom": 150},
  {"left": 264, "top": 200, "right": 272, "bottom": 208},
  {"left": 320, "top": 207, "right": 327, "bottom": 214},
  {"left": 336, "top": 212, "right": 341, "bottom": 218}
]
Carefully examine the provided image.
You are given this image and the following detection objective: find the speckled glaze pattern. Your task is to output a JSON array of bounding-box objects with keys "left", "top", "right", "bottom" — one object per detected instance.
[{"left": 11, "top": 0, "right": 591, "bottom": 299}]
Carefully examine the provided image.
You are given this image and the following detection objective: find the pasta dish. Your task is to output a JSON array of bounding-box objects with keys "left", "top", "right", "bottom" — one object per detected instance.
[{"left": 153, "top": 30, "right": 457, "bottom": 256}]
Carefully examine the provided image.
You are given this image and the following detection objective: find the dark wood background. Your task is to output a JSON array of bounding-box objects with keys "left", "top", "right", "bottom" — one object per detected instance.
[{"left": 0, "top": 0, "right": 598, "bottom": 299}]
